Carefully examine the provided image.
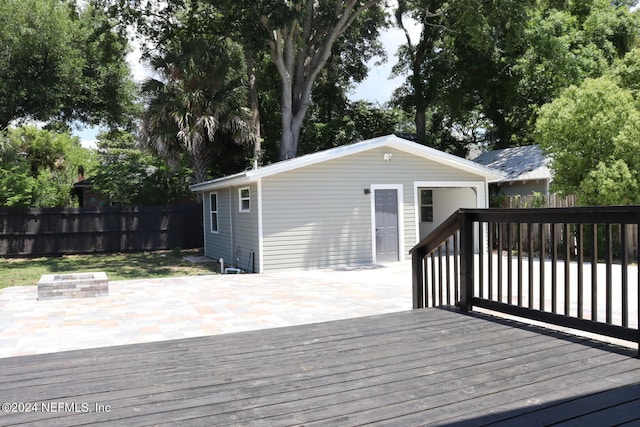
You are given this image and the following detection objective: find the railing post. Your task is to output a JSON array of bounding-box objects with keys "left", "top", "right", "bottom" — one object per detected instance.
[
  {"left": 412, "top": 248, "right": 424, "bottom": 309},
  {"left": 458, "top": 210, "right": 474, "bottom": 312}
]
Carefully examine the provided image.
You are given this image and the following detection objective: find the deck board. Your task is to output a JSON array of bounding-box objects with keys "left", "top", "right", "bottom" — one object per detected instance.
[{"left": 1, "top": 308, "right": 640, "bottom": 426}]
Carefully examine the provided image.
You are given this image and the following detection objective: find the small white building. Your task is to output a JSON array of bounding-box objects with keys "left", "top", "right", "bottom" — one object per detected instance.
[{"left": 190, "top": 135, "right": 503, "bottom": 272}]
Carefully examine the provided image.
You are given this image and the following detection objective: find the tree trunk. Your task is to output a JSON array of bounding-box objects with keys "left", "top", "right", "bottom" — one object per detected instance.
[
  {"left": 279, "top": 70, "right": 296, "bottom": 160},
  {"left": 279, "top": 128, "right": 296, "bottom": 160},
  {"left": 245, "top": 48, "right": 262, "bottom": 165},
  {"left": 397, "top": 5, "right": 439, "bottom": 146},
  {"left": 189, "top": 140, "right": 209, "bottom": 202},
  {"left": 261, "top": 0, "right": 382, "bottom": 161},
  {"left": 415, "top": 107, "right": 427, "bottom": 143}
]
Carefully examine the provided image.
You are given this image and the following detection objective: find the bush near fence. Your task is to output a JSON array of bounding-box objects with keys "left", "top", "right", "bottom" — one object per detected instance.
[
  {"left": 0, "top": 204, "right": 203, "bottom": 256},
  {"left": 491, "top": 194, "right": 638, "bottom": 261}
]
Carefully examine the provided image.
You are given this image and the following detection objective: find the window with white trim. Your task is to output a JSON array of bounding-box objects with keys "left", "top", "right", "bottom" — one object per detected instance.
[
  {"left": 210, "top": 192, "right": 218, "bottom": 233},
  {"left": 420, "top": 189, "right": 433, "bottom": 222},
  {"left": 239, "top": 187, "right": 250, "bottom": 212}
]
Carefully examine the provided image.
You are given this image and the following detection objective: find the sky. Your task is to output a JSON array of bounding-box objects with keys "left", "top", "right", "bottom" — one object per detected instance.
[
  {"left": 348, "top": 22, "right": 412, "bottom": 104},
  {"left": 75, "top": 8, "right": 419, "bottom": 147}
]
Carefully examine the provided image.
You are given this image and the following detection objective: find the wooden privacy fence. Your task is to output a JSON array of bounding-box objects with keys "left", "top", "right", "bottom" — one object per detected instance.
[
  {"left": 0, "top": 204, "right": 203, "bottom": 256},
  {"left": 494, "top": 193, "right": 576, "bottom": 208},
  {"left": 494, "top": 195, "right": 638, "bottom": 262}
]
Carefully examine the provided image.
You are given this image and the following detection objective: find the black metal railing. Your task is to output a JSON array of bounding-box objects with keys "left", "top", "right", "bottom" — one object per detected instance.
[{"left": 411, "top": 206, "right": 640, "bottom": 353}]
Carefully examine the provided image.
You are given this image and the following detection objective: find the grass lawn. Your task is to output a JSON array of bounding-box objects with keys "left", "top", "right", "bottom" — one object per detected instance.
[{"left": 0, "top": 249, "right": 218, "bottom": 289}]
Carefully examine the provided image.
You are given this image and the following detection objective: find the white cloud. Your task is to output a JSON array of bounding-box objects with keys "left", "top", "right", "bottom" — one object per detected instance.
[
  {"left": 75, "top": 127, "right": 99, "bottom": 149},
  {"left": 348, "top": 5, "right": 421, "bottom": 104},
  {"left": 126, "top": 34, "right": 154, "bottom": 83}
]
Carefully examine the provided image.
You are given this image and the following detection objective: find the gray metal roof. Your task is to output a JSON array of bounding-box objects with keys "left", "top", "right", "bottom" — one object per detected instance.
[{"left": 472, "top": 145, "right": 551, "bottom": 182}]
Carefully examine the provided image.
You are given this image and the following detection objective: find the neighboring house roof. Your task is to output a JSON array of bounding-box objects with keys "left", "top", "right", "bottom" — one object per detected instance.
[
  {"left": 190, "top": 134, "right": 505, "bottom": 192},
  {"left": 472, "top": 145, "right": 551, "bottom": 183}
]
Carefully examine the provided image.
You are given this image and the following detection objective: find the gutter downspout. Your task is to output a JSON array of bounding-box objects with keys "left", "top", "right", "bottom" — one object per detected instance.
[
  {"left": 257, "top": 178, "right": 264, "bottom": 273},
  {"left": 229, "top": 187, "right": 234, "bottom": 267},
  {"left": 201, "top": 194, "right": 207, "bottom": 256}
]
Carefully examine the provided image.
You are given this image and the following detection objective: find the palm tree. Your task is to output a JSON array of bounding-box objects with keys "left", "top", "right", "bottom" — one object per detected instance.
[{"left": 140, "top": 37, "right": 255, "bottom": 189}]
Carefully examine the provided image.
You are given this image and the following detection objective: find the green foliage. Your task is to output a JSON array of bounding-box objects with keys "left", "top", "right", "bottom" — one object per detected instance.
[
  {"left": 394, "top": 0, "right": 639, "bottom": 151},
  {"left": 0, "top": 166, "right": 36, "bottom": 207},
  {"left": 536, "top": 76, "right": 640, "bottom": 205},
  {"left": 579, "top": 159, "right": 640, "bottom": 205},
  {"left": 140, "top": 37, "right": 255, "bottom": 184},
  {"left": 298, "top": 101, "right": 414, "bottom": 155},
  {"left": 0, "top": 249, "right": 217, "bottom": 289},
  {"left": 0, "top": 127, "right": 96, "bottom": 207},
  {"left": 610, "top": 48, "right": 640, "bottom": 98},
  {"left": 0, "top": 0, "right": 137, "bottom": 129},
  {"left": 90, "top": 130, "right": 194, "bottom": 206},
  {"left": 106, "top": 0, "right": 386, "bottom": 161}
]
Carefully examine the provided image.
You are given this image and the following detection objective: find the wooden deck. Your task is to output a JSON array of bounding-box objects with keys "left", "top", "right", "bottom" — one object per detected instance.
[{"left": 2, "top": 308, "right": 640, "bottom": 426}]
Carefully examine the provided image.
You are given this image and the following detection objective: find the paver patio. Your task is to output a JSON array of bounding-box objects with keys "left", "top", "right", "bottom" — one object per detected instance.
[{"left": 0, "top": 262, "right": 412, "bottom": 358}]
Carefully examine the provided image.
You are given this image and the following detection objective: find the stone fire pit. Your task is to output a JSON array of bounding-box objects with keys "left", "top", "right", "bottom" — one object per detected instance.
[{"left": 37, "top": 272, "right": 108, "bottom": 300}]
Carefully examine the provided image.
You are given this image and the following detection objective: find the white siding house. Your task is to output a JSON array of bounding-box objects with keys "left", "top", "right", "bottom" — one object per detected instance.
[{"left": 191, "top": 135, "right": 503, "bottom": 272}]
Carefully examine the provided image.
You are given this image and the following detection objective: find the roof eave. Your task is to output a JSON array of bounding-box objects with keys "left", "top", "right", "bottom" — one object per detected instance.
[
  {"left": 189, "top": 134, "right": 506, "bottom": 190},
  {"left": 189, "top": 172, "right": 252, "bottom": 192},
  {"left": 384, "top": 138, "right": 505, "bottom": 181}
]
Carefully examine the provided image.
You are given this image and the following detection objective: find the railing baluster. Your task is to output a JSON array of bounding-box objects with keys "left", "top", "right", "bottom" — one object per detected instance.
[
  {"left": 445, "top": 238, "right": 451, "bottom": 306},
  {"left": 528, "top": 223, "right": 534, "bottom": 309},
  {"left": 564, "top": 223, "right": 571, "bottom": 316},
  {"left": 438, "top": 245, "right": 445, "bottom": 305},
  {"left": 592, "top": 223, "right": 598, "bottom": 322},
  {"left": 507, "top": 223, "right": 513, "bottom": 305},
  {"left": 606, "top": 223, "right": 613, "bottom": 324},
  {"left": 454, "top": 232, "right": 459, "bottom": 304},
  {"left": 577, "top": 224, "right": 584, "bottom": 319},
  {"left": 621, "top": 224, "right": 628, "bottom": 328},
  {"left": 551, "top": 223, "right": 558, "bottom": 313},
  {"left": 413, "top": 251, "right": 424, "bottom": 309},
  {"left": 423, "top": 255, "right": 429, "bottom": 308},
  {"left": 488, "top": 222, "right": 494, "bottom": 300},
  {"left": 539, "top": 223, "right": 546, "bottom": 311},
  {"left": 430, "top": 252, "right": 436, "bottom": 307},
  {"left": 479, "top": 222, "right": 484, "bottom": 299},
  {"left": 497, "top": 222, "right": 503, "bottom": 303},
  {"left": 518, "top": 222, "right": 523, "bottom": 307}
]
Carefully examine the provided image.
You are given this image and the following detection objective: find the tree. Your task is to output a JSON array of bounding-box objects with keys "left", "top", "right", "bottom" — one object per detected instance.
[
  {"left": 105, "top": 0, "right": 386, "bottom": 161},
  {"left": 255, "top": 0, "right": 386, "bottom": 159},
  {"left": 536, "top": 76, "right": 640, "bottom": 205},
  {"left": 139, "top": 37, "right": 255, "bottom": 187},
  {"left": 299, "top": 101, "right": 414, "bottom": 154},
  {"left": 90, "top": 130, "right": 194, "bottom": 206},
  {"left": 0, "top": 127, "right": 96, "bottom": 207},
  {"left": 393, "top": 0, "right": 639, "bottom": 151},
  {"left": 0, "top": 0, "right": 137, "bottom": 129},
  {"left": 394, "top": 0, "right": 445, "bottom": 145},
  {"left": 393, "top": 0, "right": 533, "bottom": 152}
]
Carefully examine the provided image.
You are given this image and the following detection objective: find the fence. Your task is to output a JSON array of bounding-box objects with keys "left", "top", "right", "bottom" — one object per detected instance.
[
  {"left": 411, "top": 207, "right": 640, "bottom": 354},
  {"left": 0, "top": 204, "right": 203, "bottom": 256},
  {"left": 493, "top": 194, "right": 637, "bottom": 261},
  {"left": 493, "top": 193, "right": 576, "bottom": 208}
]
